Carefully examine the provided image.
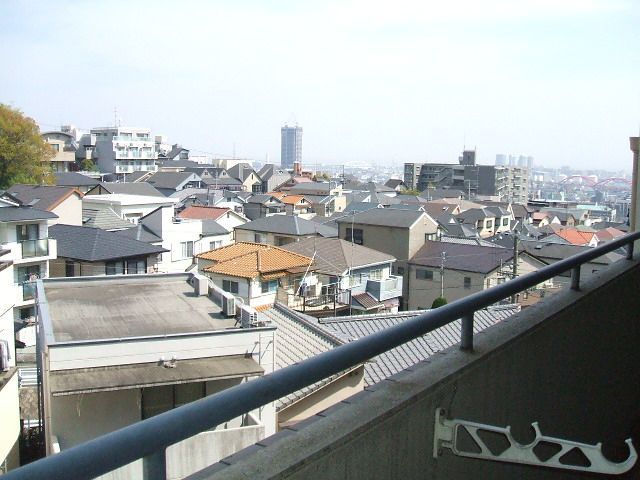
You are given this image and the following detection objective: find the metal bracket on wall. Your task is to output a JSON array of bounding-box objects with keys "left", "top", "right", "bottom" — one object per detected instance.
[{"left": 433, "top": 408, "right": 637, "bottom": 475}]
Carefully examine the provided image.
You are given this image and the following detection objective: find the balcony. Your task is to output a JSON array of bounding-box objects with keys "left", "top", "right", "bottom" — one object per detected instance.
[
  {"left": 7, "top": 232, "right": 640, "bottom": 480},
  {"left": 112, "top": 135, "right": 153, "bottom": 143},
  {"left": 365, "top": 275, "right": 403, "bottom": 301},
  {"left": 21, "top": 282, "right": 36, "bottom": 301},
  {"left": 21, "top": 239, "right": 49, "bottom": 258},
  {"left": 276, "top": 288, "right": 351, "bottom": 317}
]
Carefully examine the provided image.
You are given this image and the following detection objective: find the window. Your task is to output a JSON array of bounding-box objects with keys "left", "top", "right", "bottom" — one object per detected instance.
[
  {"left": 142, "top": 383, "right": 206, "bottom": 419},
  {"left": 416, "top": 269, "right": 434, "bottom": 280},
  {"left": 396, "top": 266, "right": 405, "bottom": 275},
  {"left": 261, "top": 280, "right": 278, "bottom": 294},
  {"left": 425, "top": 233, "right": 437, "bottom": 241},
  {"left": 16, "top": 265, "right": 40, "bottom": 283},
  {"left": 105, "top": 261, "right": 124, "bottom": 275},
  {"left": 464, "top": 277, "right": 472, "bottom": 289},
  {"left": 502, "top": 217, "right": 509, "bottom": 226},
  {"left": 209, "top": 240, "right": 222, "bottom": 250},
  {"left": 16, "top": 224, "right": 39, "bottom": 241},
  {"left": 65, "top": 260, "right": 75, "bottom": 277},
  {"left": 52, "top": 144, "right": 60, "bottom": 152},
  {"left": 345, "top": 228, "right": 364, "bottom": 245},
  {"left": 126, "top": 258, "right": 146, "bottom": 274},
  {"left": 181, "top": 241, "right": 194, "bottom": 259},
  {"left": 368, "top": 268, "right": 383, "bottom": 280},
  {"left": 348, "top": 273, "right": 363, "bottom": 287},
  {"left": 222, "top": 279, "right": 239, "bottom": 294},
  {"left": 255, "top": 233, "right": 266, "bottom": 244},
  {"left": 485, "top": 220, "right": 494, "bottom": 229}
]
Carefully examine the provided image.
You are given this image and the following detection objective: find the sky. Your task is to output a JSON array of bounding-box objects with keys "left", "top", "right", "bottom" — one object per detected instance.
[{"left": 1, "top": 0, "right": 639, "bottom": 170}]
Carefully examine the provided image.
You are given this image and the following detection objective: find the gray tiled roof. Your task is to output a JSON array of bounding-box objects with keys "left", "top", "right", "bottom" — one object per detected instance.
[
  {"left": 236, "top": 216, "right": 337, "bottom": 237},
  {"left": 519, "top": 239, "right": 623, "bottom": 264},
  {"left": 316, "top": 306, "right": 519, "bottom": 386},
  {"left": 82, "top": 208, "right": 136, "bottom": 230},
  {"left": 410, "top": 241, "right": 513, "bottom": 274},
  {"left": 344, "top": 202, "right": 381, "bottom": 214},
  {"left": 7, "top": 184, "right": 80, "bottom": 211},
  {"left": 0, "top": 207, "right": 58, "bottom": 222},
  {"left": 281, "top": 237, "right": 395, "bottom": 275},
  {"left": 335, "top": 208, "right": 431, "bottom": 229},
  {"left": 261, "top": 306, "right": 344, "bottom": 409},
  {"left": 147, "top": 172, "right": 200, "bottom": 190},
  {"left": 94, "top": 182, "right": 164, "bottom": 197},
  {"left": 49, "top": 224, "right": 167, "bottom": 261},
  {"left": 111, "top": 223, "right": 163, "bottom": 243},
  {"left": 54, "top": 172, "right": 100, "bottom": 187}
]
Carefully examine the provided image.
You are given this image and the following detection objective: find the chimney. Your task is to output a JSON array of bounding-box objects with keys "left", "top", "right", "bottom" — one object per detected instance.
[{"left": 293, "top": 161, "right": 302, "bottom": 176}]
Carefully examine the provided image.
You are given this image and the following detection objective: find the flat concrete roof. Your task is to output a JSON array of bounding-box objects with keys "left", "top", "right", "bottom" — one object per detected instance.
[
  {"left": 49, "top": 355, "right": 263, "bottom": 396},
  {"left": 44, "top": 275, "right": 237, "bottom": 343}
]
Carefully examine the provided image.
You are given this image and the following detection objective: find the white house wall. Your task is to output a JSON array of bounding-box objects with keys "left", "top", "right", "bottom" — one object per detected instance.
[
  {"left": 0, "top": 372, "right": 19, "bottom": 469},
  {"left": 51, "top": 195, "right": 83, "bottom": 226}
]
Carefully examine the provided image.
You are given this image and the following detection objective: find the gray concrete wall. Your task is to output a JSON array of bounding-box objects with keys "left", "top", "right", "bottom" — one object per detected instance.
[{"left": 194, "top": 257, "right": 640, "bottom": 480}]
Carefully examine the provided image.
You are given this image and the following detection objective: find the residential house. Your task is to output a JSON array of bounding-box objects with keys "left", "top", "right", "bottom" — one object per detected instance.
[
  {"left": 243, "top": 194, "right": 286, "bottom": 220},
  {"left": 531, "top": 211, "right": 560, "bottom": 227},
  {"left": 384, "top": 178, "right": 405, "bottom": 192},
  {"left": 518, "top": 239, "right": 624, "bottom": 286},
  {"left": 0, "top": 199, "right": 58, "bottom": 472},
  {"left": 227, "top": 163, "right": 263, "bottom": 193},
  {"left": 454, "top": 208, "right": 509, "bottom": 238},
  {"left": 541, "top": 209, "right": 578, "bottom": 227},
  {"left": 41, "top": 130, "right": 77, "bottom": 173},
  {"left": 283, "top": 182, "right": 347, "bottom": 216},
  {"left": 278, "top": 194, "right": 313, "bottom": 216},
  {"left": 139, "top": 206, "right": 232, "bottom": 273},
  {"left": 54, "top": 172, "right": 101, "bottom": 194},
  {"left": 258, "top": 164, "right": 292, "bottom": 193},
  {"left": 235, "top": 216, "right": 337, "bottom": 246},
  {"left": 335, "top": 209, "right": 439, "bottom": 309},
  {"left": 197, "top": 242, "right": 316, "bottom": 309},
  {"left": 553, "top": 228, "right": 599, "bottom": 247},
  {"left": 48, "top": 224, "right": 167, "bottom": 277},
  {"left": 82, "top": 194, "right": 177, "bottom": 225},
  {"left": 281, "top": 237, "right": 402, "bottom": 315},
  {"left": 0, "top": 198, "right": 57, "bottom": 348},
  {"left": 146, "top": 172, "right": 203, "bottom": 197},
  {"left": 594, "top": 227, "right": 625, "bottom": 245},
  {"left": 37, "top": 274, "right": 276, "bottom": 479},
  {"left": 177, "top": 206, "right": 247, "bottom": 234},
  {"left": 407, "top": 241, "right": 536, "bottom": 310},
  {"left": 7, "top": 184, "right": 83, "bottom": 226}
]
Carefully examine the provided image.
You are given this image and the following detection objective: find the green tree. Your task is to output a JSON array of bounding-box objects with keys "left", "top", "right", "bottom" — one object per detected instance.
[
  {"left": 0, "top": 104, "right": 55, "bottom": 189},
  {"left": 81, "top": 158, "right": 98, "bottom": 172},
  {"left": 431, "top": 296, "right": 448, "bottom": 308},
  {"left": 403, "top": 188, "right": 422, "bottom": 196}
]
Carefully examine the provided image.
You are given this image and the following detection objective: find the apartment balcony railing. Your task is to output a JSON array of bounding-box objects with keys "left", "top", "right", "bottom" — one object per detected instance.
[
  {"left": 21, "top": 282, "right": 36, "bottom": 301},
  {"left": 20, "top": 239, "right": 49, "bottom": 258},
  {"left": 276, "top": 288, "right": 350, "bottom": 316},
  {"left": 6, "top": 231, "right": 640, "bottom": 480},
  {"left": 365, "top": 275, "right": 403, "bottom": 301},
  {"left": 112, "top": 135, "right": 153, "bottom": 143}
]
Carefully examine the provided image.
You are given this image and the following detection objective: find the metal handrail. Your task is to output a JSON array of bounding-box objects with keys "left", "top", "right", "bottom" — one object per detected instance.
[{"left": 6, "top": 231, "right": 640, "bottom": 480}]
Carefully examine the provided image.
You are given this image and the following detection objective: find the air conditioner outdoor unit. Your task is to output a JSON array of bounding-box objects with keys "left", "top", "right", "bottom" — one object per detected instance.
[{"left": 222, "top": 295, "right": 236, "bottom": 317}]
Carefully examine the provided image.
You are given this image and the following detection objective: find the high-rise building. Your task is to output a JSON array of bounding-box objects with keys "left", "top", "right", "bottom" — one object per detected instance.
[
  {"left": 281, "top": 125, "right": 303, "bottom": 169},
  {"left": 495, "top": 154, "right": 507, "bottom": 166}
]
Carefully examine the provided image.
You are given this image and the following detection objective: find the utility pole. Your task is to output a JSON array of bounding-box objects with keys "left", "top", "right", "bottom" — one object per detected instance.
[{"left": 440, "top": 252, "right": 446, "bottom": 298}]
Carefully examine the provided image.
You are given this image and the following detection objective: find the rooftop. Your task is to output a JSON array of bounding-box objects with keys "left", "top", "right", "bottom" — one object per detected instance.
[
  {"left": 43, "top": 275, "right": 235, "bottom": 343},
  {"left": 197, "top": 242, "right": 313, "bottom": 279},
  {"left": 48, "top": 224, "right": 167, "bottom": 261},
  {"left": 236, "top": 215, "right": 337, "bottom": 237},
  {"left": 410, "top": 240, "right": 513, "bottom": 273},
  {"left": 82, "top": 194, "right": 177, "bottom": 206},
  {"left": 0, "top": 206, "right": 58, "bottom": 222},
  {"left": 177, "top": 206, "right": 229, "bottom": 221},
  {"left": 335, "top": 208, "right": 432, "bottom": 229},
  {"left": 281, "top": 237, "right": 395, "bottom": 276},
  {"left": 7, "top": 184, "right": 83, "bottom": 211}
]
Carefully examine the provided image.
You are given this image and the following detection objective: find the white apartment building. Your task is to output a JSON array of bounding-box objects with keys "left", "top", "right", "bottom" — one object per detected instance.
[
  {"left": 0, "top": 198, "right": 59, "bottom": 473},
  {"left": 91, "top": 127, "right": 158, "bottom": 177}
]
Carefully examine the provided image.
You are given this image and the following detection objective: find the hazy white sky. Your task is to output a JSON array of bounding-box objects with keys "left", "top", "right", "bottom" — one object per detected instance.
[{"left": 1, "top": 0, "right": 639, "bottom": 170}]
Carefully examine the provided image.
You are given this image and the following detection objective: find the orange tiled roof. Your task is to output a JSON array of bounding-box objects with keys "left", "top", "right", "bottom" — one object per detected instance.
[
  {"left": 267, "top": 192, "right": 287, "bottom": 200},
  {"left": 556, "top": 228, "right": 595, "bottom": 245},
  {"left": 281, "top": 195, "right": 307, "bottom": 205},
  {"left": 198, "top": 242, "right": 313, "bottom": 279},
  {"left": 177, "top": 206, "right": 229, "bottom": 220},
  {"left": 595, "top": 227, "right": 625, "bottom": 242}
]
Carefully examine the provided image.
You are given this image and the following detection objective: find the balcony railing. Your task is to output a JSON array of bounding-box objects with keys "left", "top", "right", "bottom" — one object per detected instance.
[
  {"left": 22, "top": 282, "right": 36, "bottom": 301},
  {"left": 20, "top": 239, "right": 49, "bottom": 258},
  {"left": 112, "top": 135, "right": 153, "bottom": 143},
  {"left": 6, "top": 231, "right": 640, "bottom": 480},
  {"left": 365, "top": 275, "right": 403, "bottom": 301}
]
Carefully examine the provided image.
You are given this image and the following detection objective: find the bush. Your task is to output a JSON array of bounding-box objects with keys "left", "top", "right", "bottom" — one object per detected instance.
[{"left": 431, "top": 296, "right": 448, "bottom": 308}]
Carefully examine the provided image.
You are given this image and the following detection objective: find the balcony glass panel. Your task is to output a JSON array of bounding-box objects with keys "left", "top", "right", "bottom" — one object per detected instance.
[{"left": 21, "top": 239, "right": 49, "bottom": 258}]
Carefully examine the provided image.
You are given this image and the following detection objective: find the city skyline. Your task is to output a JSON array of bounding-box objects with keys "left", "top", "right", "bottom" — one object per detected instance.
[{"left": 1, "top": 1, "right": 639, "bottom": 169}]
